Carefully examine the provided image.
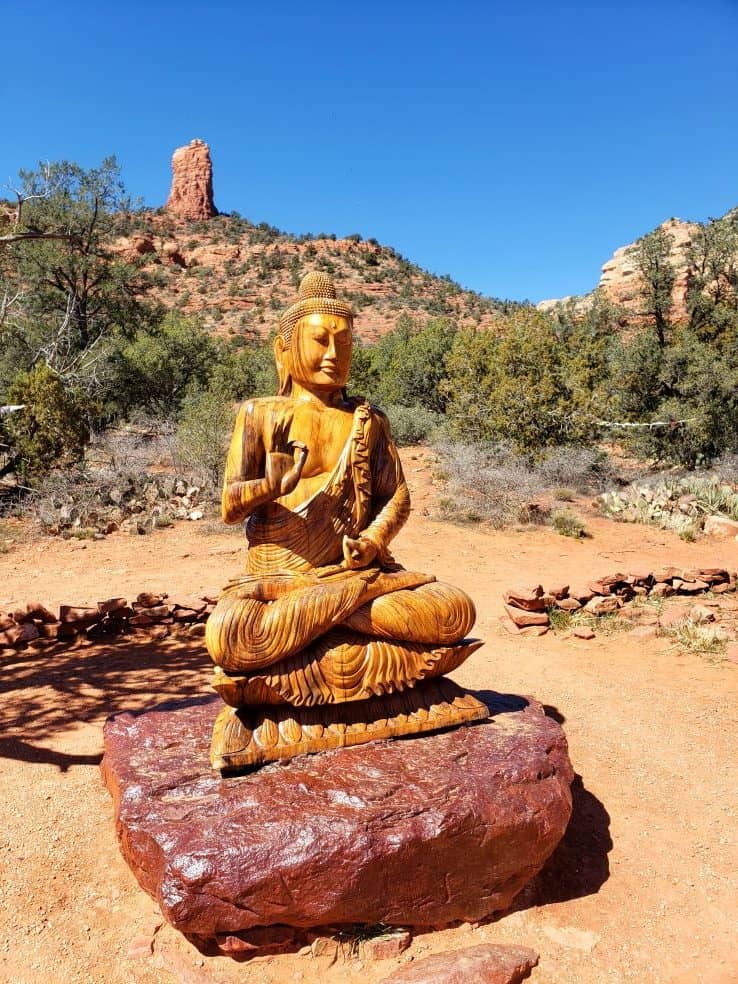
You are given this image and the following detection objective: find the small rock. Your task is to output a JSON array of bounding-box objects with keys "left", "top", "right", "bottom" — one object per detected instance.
[
  {"left": 502, "top": 585, "right": 545, "bottom": 612},
  {"left": 137, "top": 592, "right": 165, "bottom": 608},
  {"left": 568, "top": 585, "right": 595, "bottom": 604},
  {"left": 130, "top": 613, "right": 156, "bottom": 627},
  {"left": 584, "top": 595, "right": 620, "bottom": 616},
  {"left": 650, "top": 582, "right": 674, "bottom": 599},
  {"left": 556, "top": 597, "right": 581, "bottom": 612},
  {"left": 0, "top": 623, "right": 23, "bottom": 646},
  {"left": 25, "top": 601, "right": 58, "bottom": 624},
  {"left": 503, "top": 604, "right": 549, "bottom": 628},
  {"left": 98, "top": 598, "right": 129, "bottom": 616},
  {"left": 674, "top": 579, "right": 710, "bottom": 594},
  {"left": 59, "top": 605, "right": 99, "bottom": 626},
  {"left": 519, "top": 624, "right": 549, "bottom": 637},
  {"left": 546, "top": 583, "right": 570, "bottom": 600},
  {"left": 703, "top": 515, "right": 738, "bottom": 539},
  {"left": 310, "top": 935, "right": 339, "bottom": 964},
  {"left": 630, "top": 625, "right": 658, "bottom": 641},
  {"left": 627, "top": 570, "right": 653, "bottom": 586},
  {"left": 689, "top": 605, "right": 716, "bottom": 624},
  {"left": 377, "top": 943, "right": 539, "bottom": 984},
  {"left": 652, "top": 566, "right": 679, "bottom": 583},
  {"left": 573, "top": 627, "right": 595, "bottom": 640},
  {"left": 188, "top": 509, "right": 204, "bottom": 521},
  {"left": 362, "top": 929, "right": 411, "bottom": 961},
  {"left": 697, "top": 568, "right": 729, "bottom": 584}
]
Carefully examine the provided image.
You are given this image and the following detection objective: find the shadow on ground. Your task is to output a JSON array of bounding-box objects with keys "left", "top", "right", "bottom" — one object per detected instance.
[
  {"left": 0, "top": 636, "right": 210, "bottom": 765},
  {"left": 507, "top": 773, "right": 612, "bottom": 912}
]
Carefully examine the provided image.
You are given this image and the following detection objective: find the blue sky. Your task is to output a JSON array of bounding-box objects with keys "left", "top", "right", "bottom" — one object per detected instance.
[{"left": 2, "top": 0, "right": 737, "bottom": 302}]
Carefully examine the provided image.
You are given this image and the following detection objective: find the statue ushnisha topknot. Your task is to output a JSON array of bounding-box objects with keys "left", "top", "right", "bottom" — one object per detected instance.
[{"left": 278, "top": 271, "right": 354, "bottom": 346}]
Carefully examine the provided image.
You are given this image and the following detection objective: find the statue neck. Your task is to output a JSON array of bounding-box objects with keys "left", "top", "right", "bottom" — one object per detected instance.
[{"left": 290, "top": 380, "right": 345, "bottom": 408}]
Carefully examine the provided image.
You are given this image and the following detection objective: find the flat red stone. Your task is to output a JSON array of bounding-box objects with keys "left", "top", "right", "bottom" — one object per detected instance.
[
  {"left": 378, "top": 942, "right": 540, "bottom": 984},
  {"left": 102, "top": 693, "right": 573, "bottom": 940}
]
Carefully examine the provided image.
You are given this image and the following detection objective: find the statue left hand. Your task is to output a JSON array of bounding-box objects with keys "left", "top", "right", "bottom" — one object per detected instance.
[{"left": 342, "top": 535, "right": 378, "bottom": 570}]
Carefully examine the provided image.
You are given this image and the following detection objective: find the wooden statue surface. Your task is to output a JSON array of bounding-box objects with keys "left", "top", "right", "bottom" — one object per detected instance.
[{"left": 206, "top": 272, "right": 487, "bottom": 769}]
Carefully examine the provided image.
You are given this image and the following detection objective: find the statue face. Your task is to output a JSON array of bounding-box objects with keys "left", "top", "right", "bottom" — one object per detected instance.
[{"left": 290, "top": 313, "right": 352, "bottom": 391}]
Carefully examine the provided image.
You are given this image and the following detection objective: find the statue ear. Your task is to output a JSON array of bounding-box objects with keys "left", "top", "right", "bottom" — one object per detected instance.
[{"left": 274, "top": 335, "right": 291, "bottom": 396}]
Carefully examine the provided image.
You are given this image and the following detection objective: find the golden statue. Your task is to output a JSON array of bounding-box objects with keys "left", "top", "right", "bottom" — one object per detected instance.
[{"left": 206, "top": 272, "right": 487, "bottom": 769}]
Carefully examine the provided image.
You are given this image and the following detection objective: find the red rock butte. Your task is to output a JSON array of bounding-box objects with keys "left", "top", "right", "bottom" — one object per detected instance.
[{"left": 166, "top": 138, "right": 217, "bottom": 221}]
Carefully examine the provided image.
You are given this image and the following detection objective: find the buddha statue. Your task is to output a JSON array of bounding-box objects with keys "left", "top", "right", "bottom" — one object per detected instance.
[{"left": 206, "top": 272, "right": 487, "bottom": 769}]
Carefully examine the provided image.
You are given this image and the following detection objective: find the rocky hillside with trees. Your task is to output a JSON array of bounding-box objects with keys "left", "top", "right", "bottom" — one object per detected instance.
[
  {"left": 1, "top": 148, "right": 737, "bottom": 514},
  {"left": 114, "top": 211, "right": 507, "bottom": 342}
]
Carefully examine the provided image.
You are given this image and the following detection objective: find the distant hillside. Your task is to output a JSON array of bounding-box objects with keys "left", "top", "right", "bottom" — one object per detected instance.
[{"left": 113, "top": 212, "right": 516, "bottom": 342}]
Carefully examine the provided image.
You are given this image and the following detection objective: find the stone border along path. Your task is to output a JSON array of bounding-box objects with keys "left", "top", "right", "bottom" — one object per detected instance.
[
  {"left": 1, "top": 566, "right": 735, "bottom": 654},
  {"left": 501, "top": 566, "right": 737, "bottom": 637},
  {"left": 0, "top": 593, "right": 214, "bottom": 651}
]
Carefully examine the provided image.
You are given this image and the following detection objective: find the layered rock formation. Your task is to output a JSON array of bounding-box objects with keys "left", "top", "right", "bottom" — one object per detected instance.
[
  {"left": 598, "top": 217, "right": 698, "bottom": 322},
  {"left": 539, "top": 207, "right": 737, "bottom": 325},
  {"left": 166, "top": 139, "right": 217, "bottom": 221}
]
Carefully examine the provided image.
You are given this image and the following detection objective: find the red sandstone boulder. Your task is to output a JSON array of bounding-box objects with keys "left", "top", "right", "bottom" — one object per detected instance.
[
  {"left": 378, "top": 943, "right": 539, "bottom": 984},
  {"left": 102, "top": 694, "right": 573, "bottom": 941}
]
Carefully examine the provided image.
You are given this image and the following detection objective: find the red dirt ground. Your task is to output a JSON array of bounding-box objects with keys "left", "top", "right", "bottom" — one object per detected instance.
[{"left": 1, "top": 449, "right": 737, "bottom": 984}]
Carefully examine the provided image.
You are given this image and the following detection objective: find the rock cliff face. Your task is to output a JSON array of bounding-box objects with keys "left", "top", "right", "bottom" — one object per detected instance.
[
  {"left": 539, "top": 209, "right": 737, "bottom": 325},
  {"left": 165, "top": 139, "right": 217, "bottom": 221},
  {"left": 598, "top": 217, "right": 698, "bottom": 322}
]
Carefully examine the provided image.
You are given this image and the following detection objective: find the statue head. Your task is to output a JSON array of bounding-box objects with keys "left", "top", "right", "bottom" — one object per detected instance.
[{"left": 275, "top": 272, "right": 354, "bottom": 396}]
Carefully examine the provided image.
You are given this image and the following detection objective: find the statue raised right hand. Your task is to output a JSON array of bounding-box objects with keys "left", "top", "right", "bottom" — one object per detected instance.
[{"left": 265, "top": 413, "right": 308, "bottom": 498}]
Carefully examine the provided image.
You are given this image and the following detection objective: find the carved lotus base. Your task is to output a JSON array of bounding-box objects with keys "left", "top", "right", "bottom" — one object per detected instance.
[{"left": 210, "top": 677, "right": 489, "bottom": 770}]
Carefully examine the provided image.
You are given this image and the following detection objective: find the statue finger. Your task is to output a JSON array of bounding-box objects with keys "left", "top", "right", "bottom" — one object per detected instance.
[{"left": 289, "top": 440, "right": 308, "bottom": 465}]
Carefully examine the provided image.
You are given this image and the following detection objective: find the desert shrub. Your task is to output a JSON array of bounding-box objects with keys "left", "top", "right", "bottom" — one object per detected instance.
[
  {"left": 535, "top": 446, "right": 614, "bottom": 492},
  {"left": 206, "top": 342, "right": 276, "bottom": 402},
  {"left": 709, "top": 452, "right": 738, "bottom": 485},
  {"left": 434, "top": 441, "right": 616, "bottom": 529},
  {"left": 4, "top": 364, "right": 92, "bottom": 482},
  {"left": 108, "top": 312, "right": 216, "bottom": 417},
  {"left": 383, "top": 404, "right": 442, "bottom": 446},
  {"left": 661, "top": 618, "right": 727, "bottom": 656},
  {"left": 434, "top": 442, "right": 548, "bottom": 527},
  {"left": 176, "top": 386, "right": 236, "bottom": 490},
  {"left": 443, "top": 309, "right": 606, "bottom": 452},
  {"left": 598, "top": 475, "right": 738, "bottom": 536},
  {"left": 551, "top": 508, "right": 588, "bottom": 538},
  {"left": 369, "top": 316, "right": 457, "bottom": 413},
  {"left": 608, "top": 330, "right": 738, "bottom": 466}
]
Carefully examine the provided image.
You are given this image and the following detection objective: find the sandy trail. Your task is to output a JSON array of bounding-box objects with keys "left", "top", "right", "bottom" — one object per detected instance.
[{"left": 0, "top": 449, "right": 736, "bottom": 983}]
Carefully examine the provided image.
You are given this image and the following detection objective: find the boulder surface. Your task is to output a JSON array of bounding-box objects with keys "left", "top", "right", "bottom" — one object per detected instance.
[{"left": 102, "top": 693, "right": 573, "bottom": 940}]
